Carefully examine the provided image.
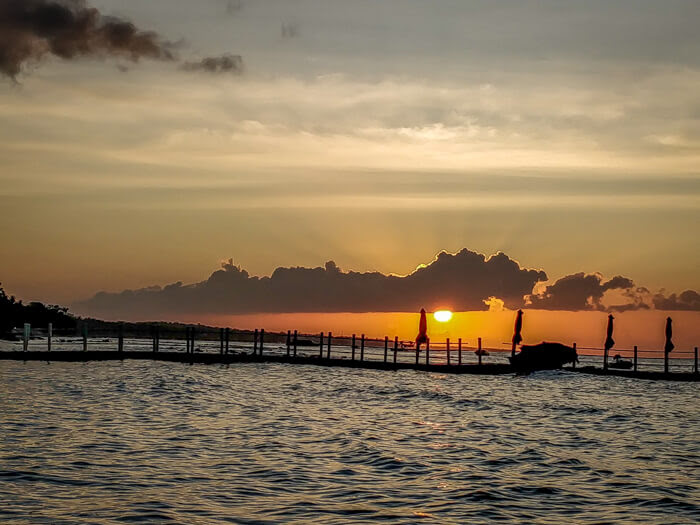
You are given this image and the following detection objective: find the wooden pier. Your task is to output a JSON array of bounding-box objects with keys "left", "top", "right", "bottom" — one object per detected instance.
[{"left": 1, "top": 349, "right": 698, "bottom": 382}]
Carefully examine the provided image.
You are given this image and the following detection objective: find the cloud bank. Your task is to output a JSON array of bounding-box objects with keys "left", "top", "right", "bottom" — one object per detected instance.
[
  {"left": 74, "top": 248, "right": 700, "bottom": 319},
  {"left": 76, "top": 249, "right": 547, "bottom": 318},
  {"left": 181, "top": 54, "right": 243, "bottom": 74},
  {"left": 0, "top": 0, "right": 174, "bottom": 78}
]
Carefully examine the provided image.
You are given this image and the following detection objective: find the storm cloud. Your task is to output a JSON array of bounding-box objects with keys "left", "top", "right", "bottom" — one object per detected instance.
[
  {"left": 0, "top": 0, "right": 174, "bottom": 78},
  {"left": 76, "top": 249, "right": 547, "bottom": 318}
]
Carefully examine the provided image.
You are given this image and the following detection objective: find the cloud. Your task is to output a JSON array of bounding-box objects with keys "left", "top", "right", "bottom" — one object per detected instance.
[
  {"left": 74, "top": 249, "right": 547, "bottom": 318},
  {"left": 0, "top": 0, "right": 175, "bottom": 78},
  {"left": 181, "top": 54, "right": 244, "bottom": 74},
  {"left": 653, "top": 290, "right": 700, "bottom": 311},
  {"left": 525, "top": 272, "right": 639, "bottom": 311}
]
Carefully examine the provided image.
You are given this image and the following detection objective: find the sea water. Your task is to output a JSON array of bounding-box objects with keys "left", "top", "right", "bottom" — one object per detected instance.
[{"left": 1, "top": 360, "right": 698, "bottom": 523}]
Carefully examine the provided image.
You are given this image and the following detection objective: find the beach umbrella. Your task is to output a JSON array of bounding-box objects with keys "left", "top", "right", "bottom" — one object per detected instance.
[
  {"left": 604, "top": 314, "right": 615, "bottom": 352},
  {"left": 511, "top": 309, "right": 523, "bottom": 358},
  {"left": 665, "top": 317, "right": 674, "bottom": 353},
  {"left": 416, "top": 308, "right": 428, "bottom": 345}
]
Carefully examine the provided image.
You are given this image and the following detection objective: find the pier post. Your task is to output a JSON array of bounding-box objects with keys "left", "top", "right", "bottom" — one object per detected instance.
[
  {"left": 220, "top": 328, "right": 224, "bottom": 355},
  {"left": 293, "top": 330, "right": 298, "bottom": 357},
  {"left": 446, "top": 338, "right": 451, "bottom": 365},
  {"left": 186, "top": 327, "right": 190, "bottom": 353},
  {"left": 118, "top": 323, "right": 124, "bottom": 353},
  {"left": 82, "top": 324, "right": 88, "bottom": 352},
  {"left": 425, "top": 338, "right": 430, "bottom": 365},
  {"left": 415, "top": 342, "right": 419, "bottom": 365},
  {"left": 572, "top": 342, "right": 576, "bottom": 369},
  {"left": 23, "top": 323, "right": 30, "bottom": 352},
  {"left": 259, "top": 329, "right": 264, "bottom": 356},
  {"left": 603, "top": 347, "right": 608, "bottom": 371},
  {"left": 634, "top": 345, "right": 638, "bottom": 372},
  {"left": 458, "top": 338, "right": 462, "bottom": 365},
  {"left": 393, "top": 336, "right": 398, "bottom": 364},
  {"left": 351, "top": 334, "right": 356, "bottom": 361},
  {"left": 360, "top": 334, "right": 365, "bottom": 361},
  {"left": 327, "top": 332, "right": 332, "bottom": 359},
  {"left": 47, "top": 323, "right": 52, "bottom": 352},
  {"left": 319, "top": 332, "right": 324, "bottom": 358},
  {"left": 191, "top": 327, "right": 196, "bottom": 354},
  {"left": 253, "top": 329, "right": 258, "bottom": 355},
  {"left": 286, "top": 330, "right": 291, "bottom": 357},
  {"left": 478, "top": 337, "right": 482, "bottom": 366},
  {"left": 152, "top": 325, "right": 157, "bottom": 353},
  {"left": 384, "top": 336, "right": 388, "bottom": 363},
  {"left": 225, "top": 328, "right": 230, "bottom": 354}
]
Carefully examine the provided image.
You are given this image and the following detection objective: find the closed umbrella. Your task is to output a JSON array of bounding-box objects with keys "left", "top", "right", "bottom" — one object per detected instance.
[
  {"left": 511, "top": 309, "right": 523, "bottom": 358},
  {"left": 416, "top": 308, "right": 428, "bottom": 348},
  {"left": 604, "top": 314, "right": 615, "bottom": 370},
  {"left": 665, "top": 317, "right": 674, "bottom": 353}
]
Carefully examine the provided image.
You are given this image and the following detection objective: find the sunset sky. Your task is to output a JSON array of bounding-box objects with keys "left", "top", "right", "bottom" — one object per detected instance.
[{"left": 0, "top": 0, "right": 698, "bottom": 346}]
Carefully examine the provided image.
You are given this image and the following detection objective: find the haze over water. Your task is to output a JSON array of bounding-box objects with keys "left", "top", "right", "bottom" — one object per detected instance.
[{"left": 2, "top": 361, "right": 698, "bottom": 523}]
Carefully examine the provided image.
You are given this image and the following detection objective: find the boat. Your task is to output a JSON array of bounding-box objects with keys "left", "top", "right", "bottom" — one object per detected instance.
[
  {"left": 510, "top": 342, "right": 578, "bottom": 371},
  {"left": 608, "top": 354, "right": 633, "bottom": 370}
]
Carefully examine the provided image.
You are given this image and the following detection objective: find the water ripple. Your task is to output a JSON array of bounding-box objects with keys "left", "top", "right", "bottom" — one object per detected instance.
[{"left": 1, "top": 361, "right": 699, "bottom": 523}]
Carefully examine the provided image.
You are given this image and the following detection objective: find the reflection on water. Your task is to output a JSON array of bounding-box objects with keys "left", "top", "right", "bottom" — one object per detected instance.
[{"left": 1, "top": 361, "right": 699, "bottom": 523}]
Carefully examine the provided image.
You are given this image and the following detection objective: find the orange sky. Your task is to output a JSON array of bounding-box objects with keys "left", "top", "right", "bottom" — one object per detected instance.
[{"left": 175, "top": 309, "right": 699, "bottom": 357}]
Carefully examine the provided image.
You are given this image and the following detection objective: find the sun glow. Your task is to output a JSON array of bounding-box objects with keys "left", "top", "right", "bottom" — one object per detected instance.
[{"left": 433, "top": 310, "right": 453, "bottom": 322}]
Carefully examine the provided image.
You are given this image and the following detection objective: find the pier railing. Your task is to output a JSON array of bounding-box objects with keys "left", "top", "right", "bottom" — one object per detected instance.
[{"left": 3, "top": 323, "right": 699, "bottom": 375}]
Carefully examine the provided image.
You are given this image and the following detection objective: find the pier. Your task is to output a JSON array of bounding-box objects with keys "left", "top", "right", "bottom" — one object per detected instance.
[{"left": 1, "top": 323, "right": 698, "bottom": 382}]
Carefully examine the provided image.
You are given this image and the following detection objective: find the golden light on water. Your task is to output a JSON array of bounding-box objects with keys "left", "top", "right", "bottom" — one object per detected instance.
[{"left": 433, "top": 310, "right": 453, "bottom": 323}]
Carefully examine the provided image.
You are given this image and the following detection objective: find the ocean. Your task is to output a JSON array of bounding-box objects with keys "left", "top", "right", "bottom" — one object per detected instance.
[{"left": 1, "top": 360, "right": 698, "bottom": 523}]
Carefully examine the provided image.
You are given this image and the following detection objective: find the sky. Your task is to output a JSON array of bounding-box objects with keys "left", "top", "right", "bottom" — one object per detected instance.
[{"left": 0, "top": 0, "right": 699, "bottom": 343}]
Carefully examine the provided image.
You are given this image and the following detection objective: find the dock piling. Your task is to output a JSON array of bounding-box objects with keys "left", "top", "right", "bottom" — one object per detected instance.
[
  {"left": 253, "top": 329, "right": 259, "bottom": 355},
  {"left": 220, "top": 328, "right": 224, "bottom": 355},
  {"left": 286, "top": 330, "right": 291, "bottom": 357},
  {"left": 259, "top": 329, "right": 264, "bottom": 356},
  {"left": 82, "top": 324, "right": 88, "bottom": 352},
  {"left": 319, "top": 332, "right": 324, "bottom": 358},
  {"left": 293, "top": 330, "right": 298, "bottom": 357},
  {"left": 327, "top": 332, "right": 332, "bottom": 359},
  {"left": 384, "top": 336, "right": 388, "bottom": 363},
  {"left": 225, "top": 328, "right": 230, "bottom": 354},
  {"left": 425, "top": 339, "right": 430, "bottom": 365},
  {"left": 446, "top": 338, "right": 450, "bottom": 365},
  {"left": 23, "top": 323, "right": 30, "bottom": 352},
  {"left": 118, "top": 323, "right": 124, "bottom": 353},
  {"left": 47, "top": 323, "right": 52, "bottom": 352},
  {"left": 478, "top": 337, "right": 482, "bottom": 366},
  {"left": 351, "top": 334, "right": 356, "bottom": 361},
  {"left": 360, "top": 334, "right": 365, "bottom": 361},
  {"left": 458, "top": 338, "right": 462, "bottom": 365},
  {"left": 393, "top": 336, "right": 398, "bottom": 364}
]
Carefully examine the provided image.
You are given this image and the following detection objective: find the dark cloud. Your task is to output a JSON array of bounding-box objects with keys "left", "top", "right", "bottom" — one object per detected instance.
[
  {"left": 75, "top": 249, "right": 547, "bottom": 318},
  {"left": 181, "top": 54, "right": 244, "bottom": 74},
  {"left": 526, "top": 273, "right": 638, "bottom": 311},
  {"left": 653, "top": 290, "right": 700, "bottom": 311},
  {"left": 0, "top": 0, "right": 174, "bottom": 78}
]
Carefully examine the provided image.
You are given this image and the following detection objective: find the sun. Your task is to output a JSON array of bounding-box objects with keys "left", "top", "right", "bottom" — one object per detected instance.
[{"left": 433, "top": 310, "right": 453, "bottom": 322}]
